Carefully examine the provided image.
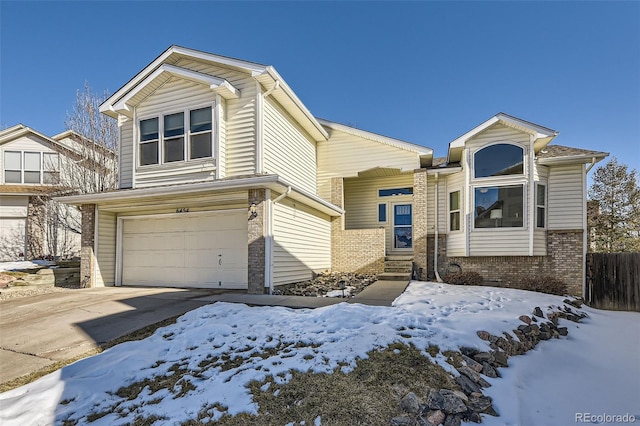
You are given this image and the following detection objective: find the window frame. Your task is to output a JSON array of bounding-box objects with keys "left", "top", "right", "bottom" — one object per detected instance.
[
  {"left": 378, "top": 203, "right": 387, "bottom": 223},
  {"left": 3, "top": 150, "right": 22, "bottom": 184},
  {"left": 472, "top": 184, "right": 526, "bottom": 230},
  {"left": 42, "top": 152, "right": 60, "bottom": 184},
  {"left": 449, "top": 190, "right": 461, "bottom": 232},
  {"left": 535, "top": 183, "right": 546, "bottom": 229},
  {"left": 2, "top": 150, "right": 61, "bottom": 185},
  {"left": 378, "top": 187, "right": 413, "bottom": 197},
  {"left": 472, "top": 142, "right": 526, "bottom": 181},
  {"left": 137, "top": 103, "right": 215, "bottom": 168}
]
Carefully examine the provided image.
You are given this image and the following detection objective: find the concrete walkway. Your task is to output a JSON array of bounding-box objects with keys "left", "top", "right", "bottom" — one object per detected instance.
[
  {"left": 199, "top": 279, "right": 410, "bottom": 308},
  {"left": 0, "top": 280, "right": 408, "bottom": 387}
]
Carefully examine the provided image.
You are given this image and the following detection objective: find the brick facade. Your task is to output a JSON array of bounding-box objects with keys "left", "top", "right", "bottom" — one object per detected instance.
[
  {"left": 80, "top": 204, "right": 96, "bottom": 288},
  {"left": 247, "top": 189, "right": 266, "bottom": 294},
  {"left": 330, "top": 177, "right": 385, "bottom": 274},
  {"left": 413, "top": 170, "right": 428, "bottom": 280},
  {"left": 442, "top": 230, "right": 584, "bottom": 295}
]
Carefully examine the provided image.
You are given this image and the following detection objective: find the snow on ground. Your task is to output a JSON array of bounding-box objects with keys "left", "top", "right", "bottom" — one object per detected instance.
[
  {"left": 0, "top": 282, "right": 638, "bottom": 425},
  {"left": 0, "top": 260, "right": 55, "bottom": 272}
]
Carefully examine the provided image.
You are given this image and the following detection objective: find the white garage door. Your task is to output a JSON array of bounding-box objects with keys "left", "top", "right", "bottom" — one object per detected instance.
[
  {"left": 0, "top": 218, "right": 26, "bottom": 260},
  {"left": 121, "top": 210, "right": 247, "bottom": 289}
]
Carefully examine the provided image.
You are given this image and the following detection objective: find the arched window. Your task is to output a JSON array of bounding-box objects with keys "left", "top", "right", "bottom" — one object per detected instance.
[{"left": 474, "top": 144, "right": 524, "bottom": 178}]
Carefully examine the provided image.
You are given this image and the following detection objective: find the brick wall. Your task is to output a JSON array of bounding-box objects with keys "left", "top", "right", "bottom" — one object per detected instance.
[
  {"left": 247, "top": 189, "right": 266, "bottom": 294},
  {"left": 80, "top": 204, "right": 96, "bottom": 287},
  {"left": 444, "top": 230, "right": 584, "bottom": 295},
  {"left": 332, "top": 228, "right": 385, "bottom": 274}
]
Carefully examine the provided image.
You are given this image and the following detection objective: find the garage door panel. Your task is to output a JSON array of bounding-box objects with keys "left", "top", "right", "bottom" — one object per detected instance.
[{"left": 121, "top": 211, "right": 247, "bottom": 289}]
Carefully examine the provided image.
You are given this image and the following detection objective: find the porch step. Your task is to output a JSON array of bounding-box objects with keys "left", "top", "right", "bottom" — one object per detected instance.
[
  {"left": 377, "top": 272, "right": 412, "bottom": 281},
  {"left": 380, "top": 256, "right": 413, "bottom": 280}
]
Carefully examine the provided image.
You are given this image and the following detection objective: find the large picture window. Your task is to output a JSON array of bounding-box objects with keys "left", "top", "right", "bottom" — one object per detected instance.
[
  {"left": 139, "top": 106, "right": 213, "bottom": 166},
  {"left": 474, "top": 185, "right": 523, "bottom": 228},
  {"left": 474, "top": 144, "right": 524, "bottom": 178}
]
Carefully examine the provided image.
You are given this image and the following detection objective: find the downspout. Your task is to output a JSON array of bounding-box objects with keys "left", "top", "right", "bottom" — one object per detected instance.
[
  {"left": 265, "top": 186, "right": 291, "bottom": 294},
  {"left": 529, "top": 135, "right": 535, "bottom": 256},
  {"left": 263, "top": 81, "right": 280, "bottom": 98},
  {"left": 582, "top": 157, "right": 596, "bottom": 300},
  {"left": 434, "top": 173, "right": 443, "bottom": 282},
  {"left": 256, "top": 81, "right": 280, "bottom": 176}
]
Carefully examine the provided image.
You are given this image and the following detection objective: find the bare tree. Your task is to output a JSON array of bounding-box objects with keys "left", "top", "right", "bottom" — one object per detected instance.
[{"left": 28, "top": 83, "right": 119, "bottom": 258}]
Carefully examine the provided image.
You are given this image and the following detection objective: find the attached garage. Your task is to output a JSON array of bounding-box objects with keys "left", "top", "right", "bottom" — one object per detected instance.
[{"left": 120, "top": 210, "right": 247, "bottom": 289}]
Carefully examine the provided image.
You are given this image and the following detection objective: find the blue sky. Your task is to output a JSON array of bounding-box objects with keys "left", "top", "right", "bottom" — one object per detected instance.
[{"left": 1, "top": 1, "right": 638, "bottom": 173}]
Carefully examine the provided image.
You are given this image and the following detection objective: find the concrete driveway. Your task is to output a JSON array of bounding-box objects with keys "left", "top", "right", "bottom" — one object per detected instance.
[{"left": 0, "top": 287, "right": 216, "bottom": 385}]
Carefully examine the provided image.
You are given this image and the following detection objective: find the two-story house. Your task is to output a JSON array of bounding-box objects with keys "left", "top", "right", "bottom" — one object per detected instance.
[
  {"left": 0, "top": 125, "right": 104, "bottom": 260},
  {"left": 60, "top": 46, "right": 607, "bottom": 296}
]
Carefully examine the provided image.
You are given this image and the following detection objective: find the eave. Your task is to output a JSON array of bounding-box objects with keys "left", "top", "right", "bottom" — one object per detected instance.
[
  {"left": 56, "top": 175, "right": 344, "bottom": 217},
  {"left": 537, "top": 153, "right": 608, "bottom": 166}
]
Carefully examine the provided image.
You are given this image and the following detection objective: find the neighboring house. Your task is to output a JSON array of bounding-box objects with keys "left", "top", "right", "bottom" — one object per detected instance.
[
  {"left": 59, "top": 46, "right": 607, "bottom": 296},
  {"left": 0, "top": 125, "right": 113, "bottom": 260}
]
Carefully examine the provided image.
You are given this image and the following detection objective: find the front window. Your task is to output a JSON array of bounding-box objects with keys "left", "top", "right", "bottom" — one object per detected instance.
[
  {"left": 536, "top": 184, "right": 546, "bottom": 228},
  {"left": 379, "top": 187, "right": 413, "bottom": 197},
  {"left": 140, "top": 117, "right": 159, "bottom": 166},
  {"left": 449, "top": 190, "right": 461, "bottom": 231},
  {"left": 378, "top": 203, "right": 387, "bottom": 222},
  {"left": 24, "top": 152, "right": 41, "bottom": 183},
  {"left": 474, "top": 185, "right": 523, "bottom": 228},
  {"left": 139, "top": 107, "right": 213, "bottom": 166},
  {"left": 43, "top": 153, "right": 60, "bottom": 184},
  {"left": 4, "top": 151, "right": 21, "bottom": 183},
  {"left": 474, "top": 144, "right": 524, "bottom": 178},
  {"left": 190, "top": 107, "right": 212, "bottom": 159}
]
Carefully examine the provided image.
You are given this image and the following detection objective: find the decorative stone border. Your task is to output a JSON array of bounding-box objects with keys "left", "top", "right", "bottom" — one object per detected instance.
[{"left": 392, "top": 299, "right": 588, "bottom": 426}]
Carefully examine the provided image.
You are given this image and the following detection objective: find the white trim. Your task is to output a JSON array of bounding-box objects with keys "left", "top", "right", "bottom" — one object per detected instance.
[
  {"left": 464, "top": 149, "right": 471, "bottom": 257},
  {"left": 264, "top": 189, "right": 272, "bottom": 291},
  {"left": 529, "top": 135, "right": 535, "bottom": 256},
  {"left": 390, "top": 201, "right": 413, "bottom": 253},
  {"left": 115, "top": 208, "right": 245, "bottom": 287},
  {"left": 132, "top": 107, "right": 138, "bottom": 188},
  {"left": 214, "top": 94, "right": 222, "bottom": 180},
  {"left": 317, "top": 118, "right": 432, "bottom": 156},
  {"left": 256, "top": 81, "right": 264, "bottom": 174},
  {"left": 537, "top": 154, "right": 608, "bottom": 165},
  {"left": 93, "top": 205, "right": 99, "bottom": 288}
]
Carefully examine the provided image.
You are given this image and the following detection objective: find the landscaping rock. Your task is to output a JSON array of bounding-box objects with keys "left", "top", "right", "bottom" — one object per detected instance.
[
  {"left": 440, "top": 389, "right": 468, "bottom": 403},
  {"left": 467, "top": 393, "right": 493, "bottom": 413},
  {"left": 459, "top": 347, "right": 479, "bottom": 358},
  {"left": 391, "top": 416, "right": 415, "bottom": 426},
  {"left": 425, "top": 409, "right": 446, "bottom": 426},
  {"left": 425, "top": 389, "right": 445, "bottom": 410},
  {"left": 533, "top": 307, "right": 544, "bottom": 318},
  {"left": 443, "top": 414, "right": 462, "bottom": 426},
  {"left": 481, "top": 362, "right": 499, "bottom": 378},
  {"left": 476, "top": 331, "right": 491, "bottom": 341},
  {"left": 473, "top": 352, "right": 493, "bottom": 364},
  {"left": 455, "top": 374, "right": 481, "bottom": 395},
  {"left": 518, "top": 315, "right": 531, "bottom": 325},
  {"left": 401, "top": 392, "right": 421, "bottom": 414},
  {"left": 441, "top": 393, "right": 467, "bottom": 414},
  {"left": 557, "top": 327, "right": 568, "bottom": 336},
  {"left": 491, "top": 351, "right": 509, "bottom": 367},
  {"left": 462, "top": 355, "right": 483, "bottom": 373},
  {"left": 272, "top": 272, "right": 377, "bottom": 297}
]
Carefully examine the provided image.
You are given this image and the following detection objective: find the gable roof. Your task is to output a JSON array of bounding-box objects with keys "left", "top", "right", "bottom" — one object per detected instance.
[
  {"left": 447, "top": 113, "right": 559, "bottom": 163},
  {"left": 0, "top": 124, "right": 65, "bottom": 151},
  {"left": 317, "top": 118, "right": 433, "bottom": 164},
  {"left": 536, "top": 145, "right": 608, "bottom": 165},
  {"left": 100, "top": 45, "right": 328, "bottom": 141}
]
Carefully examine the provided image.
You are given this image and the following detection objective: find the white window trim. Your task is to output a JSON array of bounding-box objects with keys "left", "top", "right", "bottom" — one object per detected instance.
[
  {"left": 470, "top": 141, "right": 527, "bottom": 182},
  {"left": 137, "top": 101, "right": 216, "bottom": 169},
  {"left": 2, "top": 150, "right": 59, "bottom": 185},
  {"left": 449, "top": 189, "right": 462, "bottom": 232},
  {"left": 378, "top": 202, "right": 388, "bottom": 223},
  {"left": 535, "top": 183, "right": 547, "bottom": 229},
  {"left": 471, "top": 183, "right": 527, "bottom": 231}
]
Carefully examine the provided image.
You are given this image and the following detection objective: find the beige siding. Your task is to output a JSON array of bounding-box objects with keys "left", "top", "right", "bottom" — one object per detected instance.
[
  {"left": 534, "top": 162, "right": 549, "bottom": 181},
  {"left": 467, "top": 123, "right": 530, "bottom": 147},
  {"left": 533, "top": 230, "right": 547, "bottom": 255},
  {"left": 344, "top": 174, "right": 413, "bottom": 253},
  {"left": 547, "top": 164, "right": 584, "bottom": 230},
  {"left": 1, "top": 134, "right": 56, "bottom": 153},
  {"left": 470, "top": 230, "right": 530, "bottom": 256},
  {"left": 317, "top": 128, "right": 419, "bottom": 200},
  {"left": 119, "top": 118, "right": 133, "bottom": 188},
  {"left": 427, "top": 176, "right": 448, "bottom": 234},
  {"left": 218, "top": 98, "right": 227, "bottom": 178},
  {"left": 95, "top": 210, "right": 116, "bottom": 287},
  {"left": 135, "top": 78, "right": 217, "bottom": 188},
  {"left": 272, "top": 196, "right": 331, "bottom": 285},
  {"left": 445, "top": 172, "right": 466, "bottom": 255},
  {"left": 263, "top": 96, "right": 317, "bottom": 194}
]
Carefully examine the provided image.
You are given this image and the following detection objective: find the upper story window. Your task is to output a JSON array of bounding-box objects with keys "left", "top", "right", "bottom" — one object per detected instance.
[
  {"left": 536, "top": 184, "right": 546, "bottom": 228},
  {"left": 139, "top": 106, "right": 213, "bottom": 166},
  {"left": 474, "top": 143, "right": 524, "bottom": 178},
  {"left": 3, "top": 151, "right": 59, "bottom": 184}
]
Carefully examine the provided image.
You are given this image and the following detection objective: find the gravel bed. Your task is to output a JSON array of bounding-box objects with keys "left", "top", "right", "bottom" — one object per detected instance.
[{"left": 272, "top": 272, "right": 377, "bottom": 297}]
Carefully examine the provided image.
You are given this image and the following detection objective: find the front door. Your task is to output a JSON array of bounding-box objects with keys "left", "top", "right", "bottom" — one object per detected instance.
[{"left": 392, "top": 203, "right": 412, "bottom": 251}]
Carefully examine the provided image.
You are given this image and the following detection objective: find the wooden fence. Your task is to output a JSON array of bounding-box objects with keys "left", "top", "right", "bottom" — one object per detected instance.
[{"left": 585, "top": 253, "right": 640, "bottom": 312}]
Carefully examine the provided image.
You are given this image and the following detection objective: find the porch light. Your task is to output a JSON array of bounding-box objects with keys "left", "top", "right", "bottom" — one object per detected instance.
[{"left": 249, "top": 203, "right": 258, "bottom": 219}]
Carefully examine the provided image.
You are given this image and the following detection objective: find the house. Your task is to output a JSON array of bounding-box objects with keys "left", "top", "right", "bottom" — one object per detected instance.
[
  {"left": 0, "top": 125, "right": 114, "bottom": 261},
  {"left": 59, "top": 46, "right": 607, "bottom": 296}
]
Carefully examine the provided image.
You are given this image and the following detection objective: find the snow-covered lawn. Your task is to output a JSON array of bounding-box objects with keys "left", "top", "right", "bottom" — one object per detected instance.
[
  {"left": 1, "top": 282, "right": 638, "bottom": 425},
  {"left": 0, "top": 260, "right": 55, "bottom": 272}
]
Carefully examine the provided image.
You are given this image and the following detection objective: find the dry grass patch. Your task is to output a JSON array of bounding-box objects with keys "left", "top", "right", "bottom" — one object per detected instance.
[{"left": 214, "top": 343, "right": 459, "bottom": 426}]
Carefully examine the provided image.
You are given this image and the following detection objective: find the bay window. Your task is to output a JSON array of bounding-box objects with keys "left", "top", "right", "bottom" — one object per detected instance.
[
  {"left": 139, "top": 106, "right": 213, "bottom": 166},
  {"left": 474, "top": 185, "right": 523, "bottom": 228}
]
